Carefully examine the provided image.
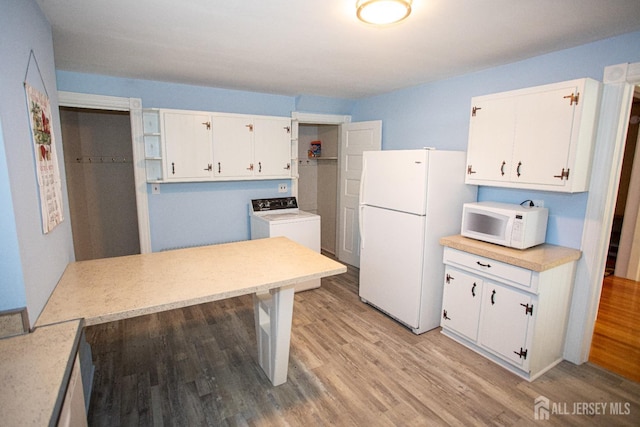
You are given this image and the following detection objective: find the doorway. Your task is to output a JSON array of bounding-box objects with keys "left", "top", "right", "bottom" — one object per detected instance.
[
  {"left": 608, "top": 93, "right": 640, "bottom": 279},
  {"left": 589, "top": 87, "right": 640, "bottom": 381},
  {"left": 297, "top": 124, "right": 339, "bottom": 255},
  {"left": 60, "top": 107, "right": 140, "bottom": 260}
]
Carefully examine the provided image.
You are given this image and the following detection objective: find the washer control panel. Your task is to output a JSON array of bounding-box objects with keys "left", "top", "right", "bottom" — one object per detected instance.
[{"left": 251, "top": 197, "right": 298, "bottom": 213}]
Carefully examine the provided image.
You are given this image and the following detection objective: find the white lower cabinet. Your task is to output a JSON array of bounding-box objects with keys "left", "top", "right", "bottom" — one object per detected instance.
[
  {"left": 441, "top": 247, "right": 576, "bottom": 381},
  {"left": 57, "top": 354, "right": 88, "bottom": 427},
  {"left": 478, "top": 281, "right": 534, "bottom": 369},
  {"left": 442, "top": 268, "right": 482, "bottom": 341}
]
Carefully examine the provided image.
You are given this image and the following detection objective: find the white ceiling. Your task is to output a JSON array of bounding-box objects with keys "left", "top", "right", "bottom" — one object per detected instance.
[{"left": 37, "top": 0, "right": 640, "bottom": 99}]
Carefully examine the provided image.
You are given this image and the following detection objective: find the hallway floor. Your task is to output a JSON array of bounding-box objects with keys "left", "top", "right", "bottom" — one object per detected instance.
[{"left": 589, "top": 275, "right": 640, "bottom": 382}]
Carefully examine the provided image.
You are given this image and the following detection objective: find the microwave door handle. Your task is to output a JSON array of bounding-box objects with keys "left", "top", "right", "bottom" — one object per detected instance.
[{"left": 506, "top": 215, "right": 515, "bottom": 242}]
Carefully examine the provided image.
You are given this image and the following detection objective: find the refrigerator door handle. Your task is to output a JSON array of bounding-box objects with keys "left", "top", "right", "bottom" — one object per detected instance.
[
  {"left": 359, "top": 205, "right": 365, "bottom": 248},
  {"left": 359, "top": 163, "right": 367, "bottom": 248}
]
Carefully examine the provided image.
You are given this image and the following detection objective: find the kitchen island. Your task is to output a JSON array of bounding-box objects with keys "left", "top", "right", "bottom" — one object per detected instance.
[
  {"left": 36, "top": 237, "right": 345, "bottom": 386},
  {"left": 14, "top": 237, "right": 345, "bottom": 425}
]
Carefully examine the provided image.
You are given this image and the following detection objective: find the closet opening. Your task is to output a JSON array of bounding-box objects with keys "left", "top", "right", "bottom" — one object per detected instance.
[
  {"left": 60, "top": 107, "right": 140, "bottom": 261},
  {"left": 297, "top": 123, "right": 339, "bottom": 255}
]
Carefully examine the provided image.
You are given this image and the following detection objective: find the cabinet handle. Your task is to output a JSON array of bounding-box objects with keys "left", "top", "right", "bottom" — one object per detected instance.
[
  {"left": 247, "top": 163, "right": 254, "bottom": 171},
  {"left": 218, "top": 162, "right": 221, "bottom": 173},
  {"left": 471, "top": 283, "right": 476, "bottom": 297},
  {"left": 476, "top": 261, "right": 491, "bottom": 268},
  {"left": 246, "top": 124, "right": 254, "bottom": 132},
  {"left": 204, "top": 163, "right": 212, "bottom": 171},
  {"left": 442, "top": 310, "right": 451, "bottom": 320},
  {"left": 284, "top": 163, "right": 291, "bottom": 170},
  {"left": 171, "top": 162, "right": 175, "bottom": 175},
  {"left": 284, "top": 126, "right": 291, "bottom": 133},
  {"left": 500, "top": 161, "right": 506, "bottom": 176},
  {"left": 445, "top": 273, "right": 454, "bottom": 284},
  {"left": 516, "top": 161, "right": 522, "bottom": 177},
  {"left": 490, "top": 289, "right": 496, "bottom": 305},
  {"left": 467, "top": 165, "right": 476, "bottom": 175},
  {"left": 472, "top": 106, "right": 482, "bottom": 117},
  {"left": 202, "top": 121, "right": 211, "bottom": 130},
  {"left": 258, "top": 162, "right": 262, "bottom": 173}
]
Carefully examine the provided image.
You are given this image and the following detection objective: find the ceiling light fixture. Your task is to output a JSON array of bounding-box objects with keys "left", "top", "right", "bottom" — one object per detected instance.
[{"left": 356, "top": 0, "right": 412, "bottom": 25}]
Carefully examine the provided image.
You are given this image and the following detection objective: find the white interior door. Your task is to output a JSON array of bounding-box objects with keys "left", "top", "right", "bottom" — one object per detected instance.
[{"left": 337, "top": 120, "right": 381, "bottom": 267}]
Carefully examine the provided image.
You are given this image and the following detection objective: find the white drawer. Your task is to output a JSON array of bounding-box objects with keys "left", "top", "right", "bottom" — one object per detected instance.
[{"left": 443, "top": 247, "right": 533, "bottom": 289}]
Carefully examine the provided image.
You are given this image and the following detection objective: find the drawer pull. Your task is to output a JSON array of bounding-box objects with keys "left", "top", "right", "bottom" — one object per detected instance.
[
  {"left": 490, "top": 289, "right": 496, "bottom": 305},
  {"left": 476, "top": 261, "right": 491, "bottom": 268},
  {"left": 442, "top": 309, "right": 451, "bottom": 320},
  {"left": 471, "top": 283, "right": 476, "bottom": 297},
  {"left": 445, "top": 273, "right": 454, "bottom": 284}
]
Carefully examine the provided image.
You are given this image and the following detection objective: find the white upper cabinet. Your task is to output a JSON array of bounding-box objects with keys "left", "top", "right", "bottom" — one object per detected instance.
[
  {"left": 253, "top": 117, "right": 292, "bottom": 177},
  {"left": 163, "top": 111, "right": 213, "bottom": 180},
  {"left": 465, "top": 78, "right": 602, "bottom": 192},
  {"left": 212, "top": 114, "right": 254, "bottom": 178},
  {"left": 145, "top": 109, "right": 292, "bottom": 183},
  {"left": 212, "top": 114, "right": 292, "bottom": 179}
]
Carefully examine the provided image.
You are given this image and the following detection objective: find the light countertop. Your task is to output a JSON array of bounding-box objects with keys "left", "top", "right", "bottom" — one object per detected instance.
[
  {"left": 0, "top": 320, "right": 82, "bottom": 426},
  {"left": 440, "top": 235, "right": 581, "bottom": 272},
  {"left": 36, "top": 237, "right": 347, "bottom": 327}
]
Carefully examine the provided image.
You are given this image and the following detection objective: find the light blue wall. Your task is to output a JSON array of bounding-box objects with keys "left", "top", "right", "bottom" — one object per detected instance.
[
  {"left": 0, "top": 119, "right": 26, "bottom": 310},
  {"left": 149, "top": 180, "right": 290, "bottom": 251},
  {"left": 56, "top": 72, "right": 356, "bottom": 251},
  {"left": 0, "top": 0, "right": 74, "bottom": 321},
  {"left": 351, "top": 31, "right": 640, "bottom": 248}
]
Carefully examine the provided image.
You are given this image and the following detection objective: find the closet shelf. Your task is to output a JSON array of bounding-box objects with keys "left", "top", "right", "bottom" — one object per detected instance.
[{"left": 299, "top": 157, "right": 338, "bottom": 164}]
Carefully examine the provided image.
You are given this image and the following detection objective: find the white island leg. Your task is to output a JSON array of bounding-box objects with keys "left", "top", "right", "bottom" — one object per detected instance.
[{"left": 253, "top": 285, "right": 295, "bottom": 386}]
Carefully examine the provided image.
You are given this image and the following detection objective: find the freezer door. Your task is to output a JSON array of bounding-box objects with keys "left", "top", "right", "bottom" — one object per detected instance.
[
  {"left": 359, "top": 205, "right": 425, "bottom": 328},
  {"left": 360, "top": 150, "right": 428, "bottom": 215}
]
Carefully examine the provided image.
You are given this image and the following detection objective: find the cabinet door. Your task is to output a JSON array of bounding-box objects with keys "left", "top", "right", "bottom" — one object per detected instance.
[
  {"left": 254, "top": 117, "right": 291, "bottom": 177},
  {"left": 466, "top": 96, "right": 516, "bottom": 183},
  {"left": 163, "top": 112, "right": 212, "bottom": 180},
  {"left": 511, "top": 84, "right": 577, "bottom": 187},
  {"left": 478, "top": 281, "right": 533, "bottom": 368},
  {"left": 212, "top": 115, "right": 254, "bottom": 177},
  {"left": 441, "top": 267, "right": 482, "bottom": 341}
]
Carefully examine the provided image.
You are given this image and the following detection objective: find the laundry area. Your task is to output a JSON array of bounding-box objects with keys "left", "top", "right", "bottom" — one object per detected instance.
[{"left": 296, "top": 124, "right": 339, "bottom": 256}]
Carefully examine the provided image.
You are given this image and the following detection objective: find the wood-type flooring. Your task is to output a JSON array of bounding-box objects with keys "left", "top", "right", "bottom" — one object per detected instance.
[
  {"left": 86, "top": 264, "right": 640, "bottom": 426},
  {"left": 589, "top": 275, "right": 640, "bottom": 382}
]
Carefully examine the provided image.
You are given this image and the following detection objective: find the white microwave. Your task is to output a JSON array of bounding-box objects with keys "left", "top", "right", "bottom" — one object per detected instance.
[{"left": 461, "top": 201, "right": 549, "bottom": 249}]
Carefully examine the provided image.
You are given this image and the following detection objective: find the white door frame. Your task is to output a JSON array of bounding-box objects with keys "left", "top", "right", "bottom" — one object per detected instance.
[
  {"left": 564, "top": 62, "right": 640, "bottom": 363},
  {"left": 57, "top": 91, "right": 151, "bottom": 254}
]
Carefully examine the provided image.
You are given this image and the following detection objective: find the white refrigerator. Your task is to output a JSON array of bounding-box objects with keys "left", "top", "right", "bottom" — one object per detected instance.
[{"left": 359, "top": 149, "right": 477, "bottom": 334}]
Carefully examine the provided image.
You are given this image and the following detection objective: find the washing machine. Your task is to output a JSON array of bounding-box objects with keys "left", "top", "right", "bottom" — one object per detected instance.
[{"left": 250, "top": 197, "right": 321, "bottom": 292}]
